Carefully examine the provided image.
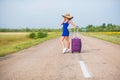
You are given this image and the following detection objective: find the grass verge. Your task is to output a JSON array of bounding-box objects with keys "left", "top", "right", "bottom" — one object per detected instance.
[
  {"left": 0, "top": 32, "right": 60, "bottom": 57},
  {"left": 81, "top": 32, "right": 120, "bottom": 45}
]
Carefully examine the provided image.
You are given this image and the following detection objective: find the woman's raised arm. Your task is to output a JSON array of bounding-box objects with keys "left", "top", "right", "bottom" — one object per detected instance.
[{"left": 69, "top": 20, "right": 77, "bottom": 28}]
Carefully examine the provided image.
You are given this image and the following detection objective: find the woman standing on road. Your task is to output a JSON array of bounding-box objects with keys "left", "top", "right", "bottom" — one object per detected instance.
[{"left": 60, "top": 13, "right": 77, "bottom": 53}]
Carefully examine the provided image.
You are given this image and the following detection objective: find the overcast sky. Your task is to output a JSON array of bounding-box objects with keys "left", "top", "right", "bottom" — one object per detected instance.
[{"left": 0, "top": 0, "right": 120, "bottom": 28}]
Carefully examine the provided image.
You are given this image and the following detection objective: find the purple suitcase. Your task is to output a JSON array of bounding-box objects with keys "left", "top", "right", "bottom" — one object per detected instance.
[{"left": 71, "top": 37, "right": 82, "bottom": 53}]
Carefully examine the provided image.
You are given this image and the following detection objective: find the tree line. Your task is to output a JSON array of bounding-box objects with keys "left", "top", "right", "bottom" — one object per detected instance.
[
  {"left": 0, "top": 28, "right": 61, "bottom": 32},
  {"left": 86, "top": 23, "right": 120, "bottom": 32},
  {"left": 0, "top": 23, "right": 120, "bottom": 32}
]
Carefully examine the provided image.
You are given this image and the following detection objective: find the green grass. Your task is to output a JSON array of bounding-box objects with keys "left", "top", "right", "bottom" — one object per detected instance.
[
  {"left": 0, "top": 32, "right": 60, "bottom": 57},
  {"left": 81, "top": 32, "right": 120, "bottom": 45}
]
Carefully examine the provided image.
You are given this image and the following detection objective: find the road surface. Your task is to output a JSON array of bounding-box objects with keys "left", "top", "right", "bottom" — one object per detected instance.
[{"left": 0, "top": 33, "right": 120, "bottom": 80}]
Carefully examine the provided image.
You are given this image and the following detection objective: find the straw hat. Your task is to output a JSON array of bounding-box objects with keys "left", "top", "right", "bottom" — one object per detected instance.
[{"left": 62, "top": 13, "right": 73, "bottom": 19}]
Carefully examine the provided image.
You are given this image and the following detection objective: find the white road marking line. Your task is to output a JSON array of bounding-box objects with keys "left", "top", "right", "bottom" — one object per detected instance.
[{"left": 79, "top": 61, "right": 92, "bottom": 78}]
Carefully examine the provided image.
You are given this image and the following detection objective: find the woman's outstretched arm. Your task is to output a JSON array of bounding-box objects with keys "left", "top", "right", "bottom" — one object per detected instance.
[{"left": 69, "top": 20, "right": 77, "bottom": 28}]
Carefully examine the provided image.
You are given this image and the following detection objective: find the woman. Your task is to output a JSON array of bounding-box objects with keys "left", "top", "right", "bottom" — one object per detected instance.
[{"left": 60, "top": 13, "right": 77, "bottom": 53}]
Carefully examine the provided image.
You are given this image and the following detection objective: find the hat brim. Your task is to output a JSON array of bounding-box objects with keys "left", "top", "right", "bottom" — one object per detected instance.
[{"left": 62, "top": 15, "right": 73, "bottom": 19}]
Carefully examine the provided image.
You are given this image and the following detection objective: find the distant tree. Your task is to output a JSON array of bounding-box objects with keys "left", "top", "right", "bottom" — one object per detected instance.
[
  {"left": 102, "top": 23, "right": 106, "bottom": 28},
  {"left": 86, "top": 25, "right": 95, "bottom": 32},
  {"left": 25, "top": 27, "right": 31, "bottom": 32},
  {"left": 115, "top": 26, "right": 120, "bottom": 31}
]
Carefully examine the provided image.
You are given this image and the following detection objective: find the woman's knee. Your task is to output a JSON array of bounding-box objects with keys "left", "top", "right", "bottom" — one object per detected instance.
[
  {"left": 65, "top": 37, "right": 69, "bottom": 41},
  {"left": 60, "top": 37, "right": 64, "bottom": 42}
]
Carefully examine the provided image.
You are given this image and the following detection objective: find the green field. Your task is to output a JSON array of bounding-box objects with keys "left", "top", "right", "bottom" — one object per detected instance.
[
  {"left": 0, "top": 32, "right": 60, "bottom": 57},
  {"left": 81, "top": 32, "right": 120, "bottom": 45}
]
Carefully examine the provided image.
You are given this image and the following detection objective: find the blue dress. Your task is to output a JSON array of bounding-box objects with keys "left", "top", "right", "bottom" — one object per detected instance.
[{"left": 62, "top": 21, "right": 69, "bottom": 36}]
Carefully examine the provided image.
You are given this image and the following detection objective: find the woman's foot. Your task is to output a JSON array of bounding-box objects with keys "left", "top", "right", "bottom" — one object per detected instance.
[
  {"left": 66, "top": 49, "right": 71, "bottom": 53},
  {"left": 63, "top": 48, "right": 67, "bottom": 53}
]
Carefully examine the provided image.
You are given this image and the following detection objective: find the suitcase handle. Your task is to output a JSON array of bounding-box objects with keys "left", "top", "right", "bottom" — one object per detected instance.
[{"left": 73, "top": 26, "right": 79, "bottom": 38}]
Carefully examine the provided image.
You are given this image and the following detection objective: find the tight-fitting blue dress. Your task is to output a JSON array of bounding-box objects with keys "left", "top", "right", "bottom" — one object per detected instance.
[{"left": 62, "top": 21, "right": 69, "bottom": 36}]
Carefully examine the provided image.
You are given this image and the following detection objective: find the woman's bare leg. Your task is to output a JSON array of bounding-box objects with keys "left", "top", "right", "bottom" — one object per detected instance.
[
  {"left": 65, "top": 36, "right": 70, "bottom": 49},
  {"left": 60, "top": 36, "right": 65, "bottom": 49}
]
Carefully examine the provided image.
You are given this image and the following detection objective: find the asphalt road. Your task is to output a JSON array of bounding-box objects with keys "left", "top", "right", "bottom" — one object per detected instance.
[{"left": 0, "top": 33, "right": 120, "bottom": 80}]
